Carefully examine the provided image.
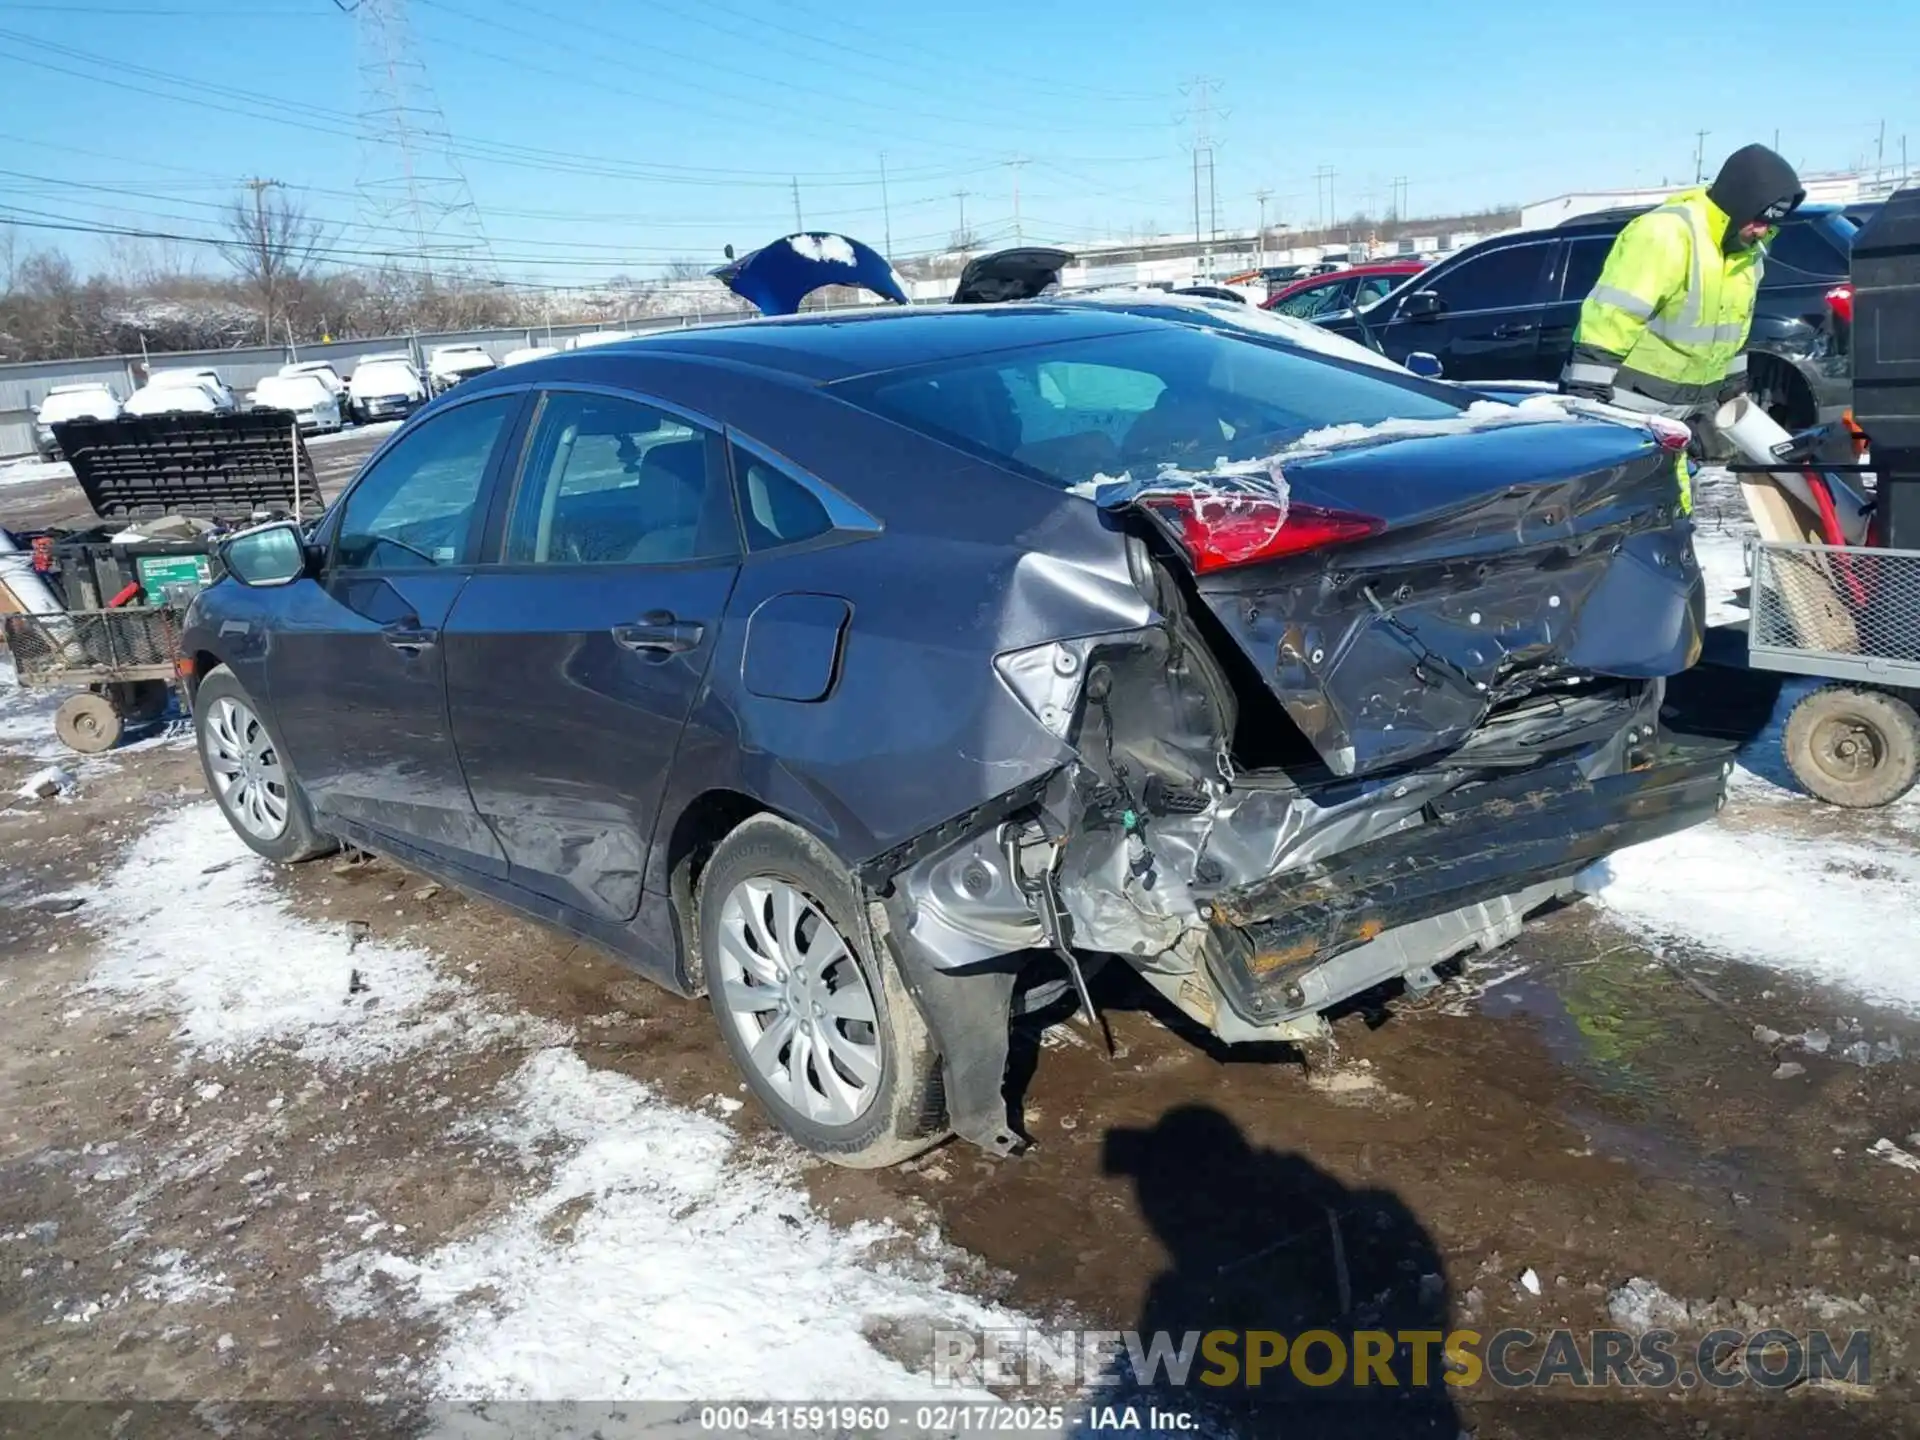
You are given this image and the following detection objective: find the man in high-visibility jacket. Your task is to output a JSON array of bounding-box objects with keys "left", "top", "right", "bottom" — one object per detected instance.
[{"left": 1560, "top": 143, "right": 1804, "bottom": 511}]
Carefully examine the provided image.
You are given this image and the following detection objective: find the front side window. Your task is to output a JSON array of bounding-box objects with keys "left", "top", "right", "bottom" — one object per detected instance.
[
  {"left": 334, "top": 395, "right": 515, "bottom": 570},
  {"left": 504, "top": 391, "right": 734, "bottom": 565},
  {"left": 838, "top": 327, "right": 1462, "bottom": 490},
  {"left": 1420, "top": 243, "right": 1552, "bottom": 313}
]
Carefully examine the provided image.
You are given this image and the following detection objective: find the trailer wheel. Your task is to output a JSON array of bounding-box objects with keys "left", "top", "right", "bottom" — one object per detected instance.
[
  {"left": 55, "top": 692, "right": 124, "bottom": 754},
  {"left": 1783, "top": 684, "right": 1920, "bottom": 808}
]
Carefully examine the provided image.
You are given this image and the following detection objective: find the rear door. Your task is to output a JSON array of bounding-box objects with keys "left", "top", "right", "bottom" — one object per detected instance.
[
  {"left": 264, "top": 391, "right": 525, "bottom": 871},
  {"left": 441, "top": 387, "right": 740, "bottom": 923},
  {"left": 1370, "top": 239, "right": 1557, "bottom": 381},
  {"left": 1540, "top": 233, "right": 1616, "bottom": 372}
]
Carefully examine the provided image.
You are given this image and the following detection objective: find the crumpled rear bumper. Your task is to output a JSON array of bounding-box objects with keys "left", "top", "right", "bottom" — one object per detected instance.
[{"left": 1199, "top": 737, "right": 1732, "bottom": 1028}]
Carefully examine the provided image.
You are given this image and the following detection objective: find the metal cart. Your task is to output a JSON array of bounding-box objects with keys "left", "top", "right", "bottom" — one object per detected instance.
[
  {"left": 1747, "top": 538, "right": 1920, "bottom": 807},
  {"left": 1, "top": 605, "right": 186, "bottom": 753}
]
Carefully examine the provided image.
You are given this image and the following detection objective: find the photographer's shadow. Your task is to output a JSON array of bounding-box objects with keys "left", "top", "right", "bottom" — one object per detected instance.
[{"left": 1090, "top": 1105, "right": 1462, "bottom": 1438}]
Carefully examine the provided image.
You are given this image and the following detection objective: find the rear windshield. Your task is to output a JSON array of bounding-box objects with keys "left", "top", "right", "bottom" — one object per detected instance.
[
  {"left": 257, "top": 377, "right": 326, "bottom": 405},
  {"left": 39, "top": 389, "right": 114, "bottom": 421},
  {"left": 1764, "top": 213, "right": 1854, "bottom": 280},
  {"left": 835, "top": 328, "right": 1462, "bottom": 489}
]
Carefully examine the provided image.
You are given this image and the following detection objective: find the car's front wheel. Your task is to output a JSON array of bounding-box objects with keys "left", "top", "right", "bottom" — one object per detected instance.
[
  {"left": 194, "top": 666, "right": 336, "bottom": 862},
  {"left": 699, "top": 815, "right": 948, "bottom": 1168}
]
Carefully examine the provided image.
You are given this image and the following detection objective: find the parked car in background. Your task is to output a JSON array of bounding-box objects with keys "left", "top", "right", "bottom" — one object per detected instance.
[
  {"left": 501, "top": 345, "right": 560, "bottom": 367},
  {"left": 31, "top": 382, "right": 121, "bottom": 458},
  {"left": 1316, "top": 204, "right": 1858, "bottom": 429},
  {"left": 145, "top": 366, "right": 237, "bottom": 411},
  {"left": 280, "top": 361, "right": 348, "bottom": 400},
  {"left": 124, "top": 380, "right": 226, "bottom": 417},
  {"left": 345, "top": 354, "right": 428, "bottom": 423},
  {"left": 184, "top": 306, "right": 1721, "bottom": 1167},
  {"left": 247, "top": 373, "right": 344, "bottom": 433},
  {"left": 426, "top": 344, "right": 499, "bottom": 394},
  {"left": 1262, "top": 260, "right": 1428, "bottom": 321}
]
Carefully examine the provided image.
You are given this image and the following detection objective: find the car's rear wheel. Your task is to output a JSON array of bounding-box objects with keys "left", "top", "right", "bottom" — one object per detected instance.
[
  {"left": 699, "top": 815, "right": 947, "bottom": 1168},
  {"left": 194, "top": 666, "right": 336, "bottom": 862}
]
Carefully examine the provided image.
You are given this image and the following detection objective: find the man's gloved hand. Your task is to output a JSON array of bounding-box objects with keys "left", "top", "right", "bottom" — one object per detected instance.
[{"left": 1559, "top": 377, "right": 1613, "bottom": 404}]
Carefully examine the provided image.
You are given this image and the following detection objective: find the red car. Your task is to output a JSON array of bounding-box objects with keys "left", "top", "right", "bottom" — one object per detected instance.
[{"left": 1262, "top": 260, "right": 1428, "bottom": 319}]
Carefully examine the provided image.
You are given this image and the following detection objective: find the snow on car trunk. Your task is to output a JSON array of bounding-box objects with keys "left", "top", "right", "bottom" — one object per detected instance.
[{"left": 75, "top": 801, "right": 1037, "bottom": 1401}]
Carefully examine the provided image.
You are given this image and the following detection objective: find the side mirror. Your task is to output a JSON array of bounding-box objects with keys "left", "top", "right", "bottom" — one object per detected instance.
[
  {"left": 1405, "top": 352, "right": 1445, "bottom": 379},
  {"left": 1402, "top": 290, "right": 1446, "bottom": 320},
  {"left": 222, "top": 521, "right": 312, "bottom": 588}
]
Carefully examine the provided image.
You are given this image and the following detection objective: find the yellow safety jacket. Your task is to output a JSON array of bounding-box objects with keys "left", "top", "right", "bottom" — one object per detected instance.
[{"left": 1563, "top": 187, "right": 1770, "bottom": 411}]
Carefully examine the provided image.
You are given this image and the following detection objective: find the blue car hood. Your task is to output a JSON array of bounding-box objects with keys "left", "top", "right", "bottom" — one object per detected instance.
[{"left": 713, "top": 233, "right": 909, "bottom": 316}]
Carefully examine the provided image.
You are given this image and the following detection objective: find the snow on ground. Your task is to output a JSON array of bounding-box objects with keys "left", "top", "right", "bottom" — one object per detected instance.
[
  {"left": 78, "top": 799, "right": 1035, "bottom": 1402},
  {"left": 333, "top": 1047, "right": 1020, "bottom": 1401},
  {"left": 1587, "top": 508, "right": 1920, "bottom": 1009},
  {"left": 309, "top": 420, "right": 400, "bottom": 448}
]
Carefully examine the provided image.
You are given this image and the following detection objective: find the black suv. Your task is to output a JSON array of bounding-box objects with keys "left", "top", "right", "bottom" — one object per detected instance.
[{"left": 1318, "top": 206, "right": 1856, "bottom": 428}]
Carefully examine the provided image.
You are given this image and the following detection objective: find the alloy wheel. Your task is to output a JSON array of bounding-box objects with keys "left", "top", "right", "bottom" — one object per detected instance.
[
  {"left": 203, "top": 695, "right": 290, "bottom": 840},
  {"left": 715, "top": 877, "right": 882, "bottom": 1126}
]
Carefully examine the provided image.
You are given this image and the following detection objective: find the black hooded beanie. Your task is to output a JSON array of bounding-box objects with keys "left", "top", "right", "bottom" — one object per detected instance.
[{"left": 1707, "top": 144, "right": 1805, "bottom": 251}]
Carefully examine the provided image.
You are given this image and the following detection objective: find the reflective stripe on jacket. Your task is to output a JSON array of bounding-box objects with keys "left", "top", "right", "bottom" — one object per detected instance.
[{"left": 1563, "top": 187, "right": 1767, "bottom": 410}]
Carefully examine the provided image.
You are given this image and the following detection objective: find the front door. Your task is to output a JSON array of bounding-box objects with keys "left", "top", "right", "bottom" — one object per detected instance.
[
  {"left": 1372, "top": 239, "right": 1557, "bottom": 381},
  {"left": 443, "top": 389, "right": 741, "bottom": 922},
  {"left": 265, "top": 391, "right": 524, "bottom": 872},
  {"left": 1540, "top": 234, "right": 1615, "bottom": 376}
]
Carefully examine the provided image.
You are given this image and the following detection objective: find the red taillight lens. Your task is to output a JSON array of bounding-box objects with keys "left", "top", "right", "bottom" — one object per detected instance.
[
  {"left": 1825, "top": 283, "right": 1854, "bottom": 324},
  {"left": 1140, "top": 493, "right": 1385, "bottom": 574},
  {"left": 1646, "top": 415, "right": 1691, "bottom": 451}
]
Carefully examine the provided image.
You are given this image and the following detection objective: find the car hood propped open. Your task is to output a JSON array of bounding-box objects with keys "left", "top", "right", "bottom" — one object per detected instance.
[{"left": 714, "top": 233, "right": 910, "bottom": 316}]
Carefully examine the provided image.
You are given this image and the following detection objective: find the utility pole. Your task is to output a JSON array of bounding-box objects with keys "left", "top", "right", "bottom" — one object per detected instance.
[
  {"left": 790, "top": 177, "right": 803, "bottom": 231},
  {"left": 1255, "top": 188, "right": 1270, "bottom": 266},
  {"left": 1694, "top": 129, "right": 1709, "bottom": 184},
  {"left": 1312, "top": 165, "right": 1335, "bottom": 236},
  {"left": 1008, "top": 156, "right": 1028, "bottom": 244},
  {"left": 242, "top": 176, "right": 285, "bottom": 342},
  {"left": 1391, "top": 175, "right": 1408, "bottom": 222},
  {"left": 1178, "top": 76, "right": 1225, "bottom": 279},
  {"left": 1876, "top": 119, "right": 1886, "bottom": 183},
  {"left": 953, "top": 189, "right": 971, "bottom": 251},
  {"left": 879, "top": 152, "right": 892, "bottom": 259}
]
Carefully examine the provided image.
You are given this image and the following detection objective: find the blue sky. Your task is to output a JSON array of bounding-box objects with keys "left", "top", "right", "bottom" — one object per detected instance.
[{"left": 1, "top": 0, "right": 1915, "bottom": 287}]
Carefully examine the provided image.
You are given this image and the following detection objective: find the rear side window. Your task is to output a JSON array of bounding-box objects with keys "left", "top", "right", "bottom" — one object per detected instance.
[
  {"left": 334, "top": 395, "right": 515, "bottom": 570},
  {"left": 731, "top": 446, "right": 836, "bottom": 552},
  {"left": 1763, "top": 217, "right": 1850, "bottom": 279},
  {"left": 505, "top": 392, "right": 734, "bottom": 565},
  {"left": 1272, "top": 278, "right": 1350, "bottom": 318},
  {"left": 1420, "top": 242, "right": 1553, "bottom": 313},
  {"left": 839, "top": 327, "right": 1461, "bottom": 491},
  {"left": 1558, "top": 237, "right": 1614, "bottom": 301}
]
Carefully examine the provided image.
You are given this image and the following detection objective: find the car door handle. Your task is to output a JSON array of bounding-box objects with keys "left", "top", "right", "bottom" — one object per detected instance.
[
  {"left": 612, "top": 614, "right": 704, "bottom": 655},
  {"left": 382, "top": 623, "right": 437, "bottom": 654},
  {"left": 1493, "top": 322, "right": 1538, "bottom": 338}
]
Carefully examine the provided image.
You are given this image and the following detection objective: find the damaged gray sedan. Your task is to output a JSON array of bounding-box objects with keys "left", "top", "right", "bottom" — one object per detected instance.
[{"left": 185, "top": 305, "right": 1727, "bottom": 1168}]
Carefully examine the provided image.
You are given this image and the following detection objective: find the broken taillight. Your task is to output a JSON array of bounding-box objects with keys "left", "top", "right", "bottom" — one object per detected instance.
[
  {"left": 1140, "top": 493, "right": 1385, "bottom": 574},
  {"left": 1825, "top": 283, "right": 1855, "bottom": 325},
  {"left": 1645, "top": 415, "right": 1691, "bottom": 451}
]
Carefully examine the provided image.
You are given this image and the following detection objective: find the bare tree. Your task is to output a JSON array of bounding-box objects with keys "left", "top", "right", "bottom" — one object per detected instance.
[
  {"left": 215, "top": 181, "right": 323, "bottom": 342},
  {"left": 661, "top": 257, "right": 708, "bottom": 282}
]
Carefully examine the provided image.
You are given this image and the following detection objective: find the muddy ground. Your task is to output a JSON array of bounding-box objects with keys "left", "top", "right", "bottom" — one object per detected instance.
[{"left": 3, "top": 438, "right": 1919, "bottom": 1437}]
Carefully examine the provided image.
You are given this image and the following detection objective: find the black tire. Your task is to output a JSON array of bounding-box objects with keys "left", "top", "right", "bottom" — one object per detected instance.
[
  {"left": 698, "top": 814, "right": 948, "bottom": 1168},
  {"left": 1783, "top": 684, "right": 1920, "bottom": 808},
  {"left": 193, "top": 665, "right": 338, "bottom": 862}
]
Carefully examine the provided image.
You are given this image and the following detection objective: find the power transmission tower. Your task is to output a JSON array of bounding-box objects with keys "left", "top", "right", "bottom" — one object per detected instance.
[
  {"left": 879, "top": 152, "right": 892, "bottom": 259},
  {"left": 1177, "top": 77, "right": 1225, "bottom": 278},
  {"left": 336, "top": 0, "right": 495, "bottom": 286},
  {"left": 1008, "top": 156, "right": 1029, "bottom": 244},
  {"left": 791, "top": 177, "right": 804, "bottom": 231},
  {"left": 1313, "top": 166, "right": 1335, "bottom": 235},
  {"left": 1694, "top": 129, "right": 1710, "bottom": 184},
  {"left": 1255, "top": 187, "right": 1271, "bottom": 265}
]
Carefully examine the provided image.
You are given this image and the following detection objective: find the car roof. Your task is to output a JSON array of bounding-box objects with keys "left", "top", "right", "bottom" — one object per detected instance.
[
  {"left": 1553, "top": 201, "right": 1846, "bottom": 232},
  {"left": 47, "top": 381, "right": 112, "bottom": 393},
  {"left": 578, "top": 304, "right": 1156, "bottom": 383}
]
